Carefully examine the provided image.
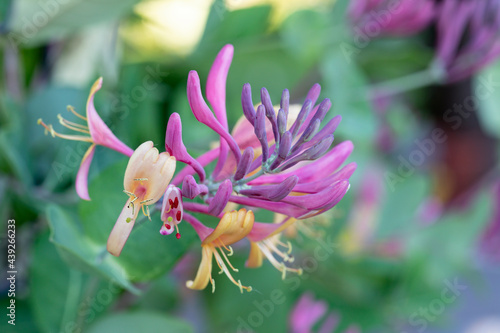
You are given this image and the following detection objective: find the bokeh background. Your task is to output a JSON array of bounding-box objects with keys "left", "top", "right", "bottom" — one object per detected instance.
[{"left": 1, "top": 0, "right": 500, "bottom": 332}]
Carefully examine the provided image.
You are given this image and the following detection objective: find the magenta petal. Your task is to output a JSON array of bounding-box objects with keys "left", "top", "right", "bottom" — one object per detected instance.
[
  {"left": 293, "top": 163, "right": 357, "bottom": 193},
  {"left": 187, "top": 71, "right": 241, "bottom": 162},
  {"left": 165, "top": 113, "right": 206, "bottom": 181},
  {"left": 75, "top": 144, "right": 96, "bottom": 201},
  {"left": 206, "top": 44, "right": 233, "bottom": 130},
  {"left": 282, "top": 181, "right": 349, "bottom": 210},
  {"left": 86, "top": 78, "right": 134, "bottom": 157},
  {"left": 229, "top": 195, "right": 310, "bottom": 218},
  {"left": 290, "top": 293, "right": 327, "bottom": 333}
]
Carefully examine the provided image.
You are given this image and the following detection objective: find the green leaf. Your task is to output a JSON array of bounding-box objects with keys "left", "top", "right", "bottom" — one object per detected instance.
[
  {"left": 320, "top": 49, "right": 377, "bottom": 149},
  {"left": 47, "top": 204, "right": 140, "bottom": 294},
  {"left": 280, "top": 10, "right": 330, "bottom": 63},
  {"left": 8, "top": 0, "right": 140, "bottom": 46},
  {"left": 87, "top": 312, "right": 193, "bottom": 333},
  {"left": 29, "top": 231, "right": 85, "bottom": 333}
]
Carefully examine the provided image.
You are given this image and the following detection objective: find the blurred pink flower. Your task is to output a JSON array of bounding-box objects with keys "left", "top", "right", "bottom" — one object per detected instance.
[{"left": 289, "top": 293, "right": 361, "bottom": 333}]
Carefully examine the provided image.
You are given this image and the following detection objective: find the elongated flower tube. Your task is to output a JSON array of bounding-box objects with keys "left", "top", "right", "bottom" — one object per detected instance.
[
  {"left": 184, "top": 209, "right": 254, "bottom": 292},
  {"left": 436, "top": 0, "right": 500, "bottom": 82},
  {"left": 107, "top": 141, "right": 176, "bottom": 257},
  {"left": 38, "top": 78, "right": 134, "bottom": 200}
]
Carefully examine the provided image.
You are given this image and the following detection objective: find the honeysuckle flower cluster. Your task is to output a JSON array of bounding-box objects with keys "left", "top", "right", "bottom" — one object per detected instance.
[
  {"left": 38, "top": 44, "right": 355, "bottom": 292},
  {"left": 289, "top": 293, "right": 361, "bottom": 333},
  {"left": 350, "top": 0, "right": 500, "bottom": 82},
  {"left": 435, "top": 0, "right": 500, "bottom": 82},
  {"left": 349, "top": 0, "right": 435, "bottom": 37}
]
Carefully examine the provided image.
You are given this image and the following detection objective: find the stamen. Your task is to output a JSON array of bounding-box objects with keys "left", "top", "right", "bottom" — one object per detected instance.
[
  {"left": 67, "top": 105, "right": 87, "bottom": 121},
  {"left": 57, "top": 114, "right": 90, "bottom": 133},
  {"left": 142, "top": 204, "right": 152, "bottom": 221},
  {"left": 124, "top": 190, "right": 138, "bottom": 215},
  {"left": 258, "top": 241, "right": 302, "bottom": 277},
  {"left": 134, "top": 178, "right": 149, "bottom": 181},
  {"left": 37, "top": 119, "right": 93, "bottom": 142},
  {"left": 213, "top": 250, "right": 251, "bottom": 292},
  {"left": 217, "top": 246, "right": 238, "bottom": 272}
]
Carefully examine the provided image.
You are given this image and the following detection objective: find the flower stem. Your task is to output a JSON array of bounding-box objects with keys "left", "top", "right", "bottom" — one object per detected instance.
[{"left": 368, "top": 62, "right": 446, "bottom": 98}]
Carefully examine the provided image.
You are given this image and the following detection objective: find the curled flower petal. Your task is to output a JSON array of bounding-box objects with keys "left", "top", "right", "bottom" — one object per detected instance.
[
  {"left": 186, "top": 245, "right": 213, "bottom": 290},
  {"left": 165, "top": 112, "right": 205, "bottom": 181},
  {"left": 187, "top": 71, "right": 241, "bottom": 163},
  {"left": 206, "top": 44, "right": 233, "bottom": 130},
  {"left": 75, "top": 144, "right": 96, "bottom": 201},
  {"left": 203, "top": 208, "right": 255, "bottom": 246},
  {"left": 86, "top": 77, "right": 134, "bottom": 157},
  {"left": 107, "top": 198, "right": 140, "bottom": 257}
]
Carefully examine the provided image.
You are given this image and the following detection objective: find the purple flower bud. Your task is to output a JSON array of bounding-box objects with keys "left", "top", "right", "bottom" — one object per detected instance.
[
  {"left": 270, "top": 131, "right": 292, "bottom": 170},
  {"left": 310, "top": 98, "right": 332, "bottom": 125},
  {"left": 269, "top": 175, "right": 298, "bottom": 201},
  {"left": 303, "top": 119, "right": 321, "bottom": 142},
  {"left": 289, "top": 99, "right": 312, "bottom": 138},
  {"left": 277, "top": 108, "right": 287, "bottom": 137},
  {"left": 182, "top": 175, "right": 201, "bottom": 199},
  {"left": 305, "top": 83, "right": 321, "bottom": 107},
  {"left": 165, "top": 113, "right": 206, "bottom": 181},
  {"left": 261, "top": 87, "right": 279, "bottom": 143},
  {"left": 280, "top": 89, "right": 289, "bottom": 118},
  {"left": 279, "top": 135, "right": 334, "bottom": 171},
  {"left": 240, "top": 175, "right": 298, "bottom": 202},
  {"left": 291, "top": 118, "right": 321, "bottom": 155},
  {"left": 234, "top": 147, "right": 254, "bottom": 181},
  {"left": 254, "top": 105, "right": 269, "bottom": 162},
  {"left": 208, "top": 179, "right": 232, "bottom": 216},
  {"left": 242, "top": 83, "right": 256, "bottom": 124},
  {"left": 298, "top": 115, "right": 342, "bottom": 152},
  {"left": 308, "top": 135, "right": 334, "bottom": 160}
]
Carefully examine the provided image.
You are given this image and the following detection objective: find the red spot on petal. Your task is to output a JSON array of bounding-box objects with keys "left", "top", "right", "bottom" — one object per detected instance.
[
  {"left": 165, "top": 224, "right": 171, "bottom": 230},
  {"left": 176, "top": 211, "right": 181, "bottom": 221},
  {"left": 173, "top": 197, "right": 179, "bottom": 208},
  {"left": 176, "top": 233, "right": 181, "bottom": 239}
]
